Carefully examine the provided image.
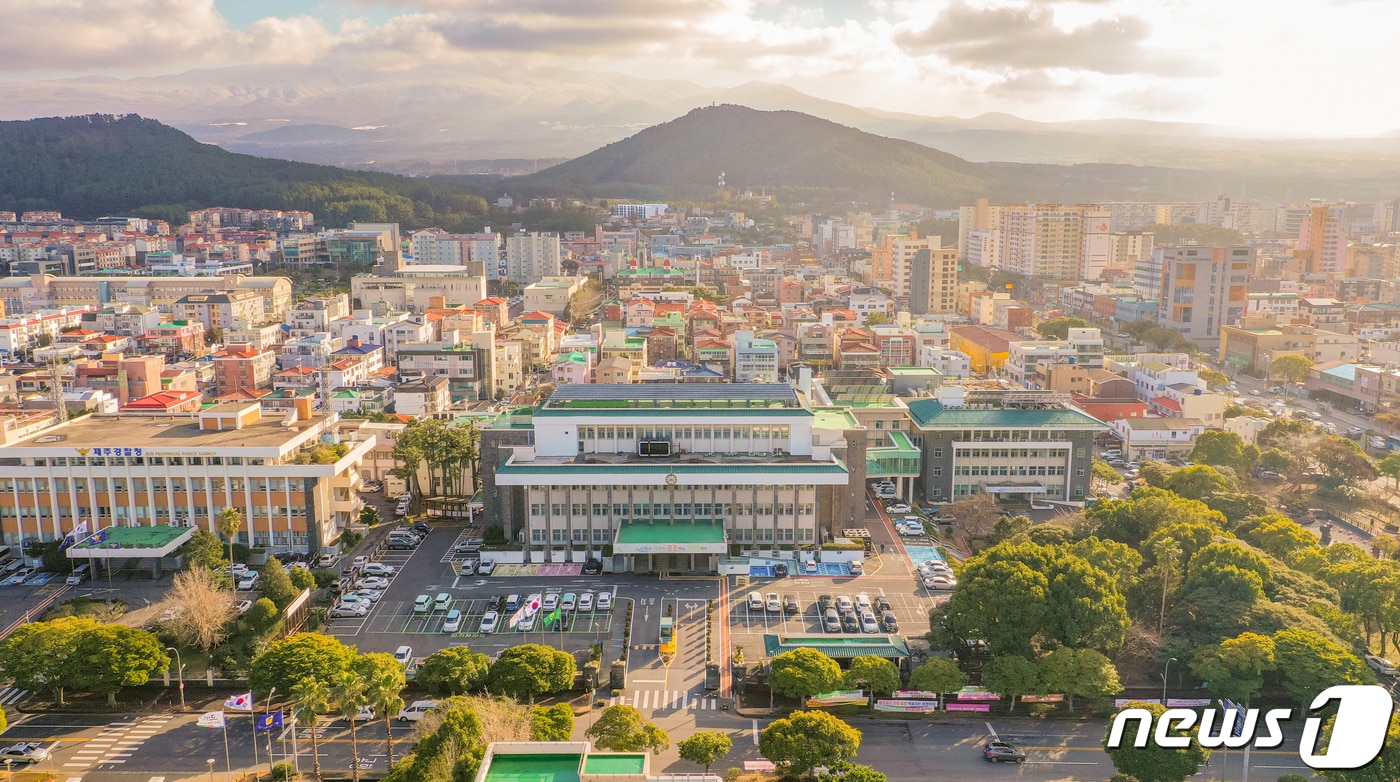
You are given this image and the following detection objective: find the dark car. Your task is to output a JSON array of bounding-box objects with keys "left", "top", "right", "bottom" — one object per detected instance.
[
  {"left": 413, "top": 522, "right": 431, "bottom": 535},
  {"left": 875, "top": 596, "right": 892, "bottom": 613},
  {"left": 387, "top": 539, "right": 415, "bottom": 550},
  {"left": 487, "top": 594, "right": 504, "bottom": 612},
  {"left": 783, "top": 594, "right": 800, "bottom": 614},
  {"left": 880, "top": 611, "right": 899, "bottom": 632},
  {"left": 774, "top": 563, "right": 789, "bottom": 577},
  {"left": 840, "top": 611, "right": 860, "bottom": 633},
  {"left": 818, "top": 594, "right": 834, "bottom": 612},
  {"left": 582, "top": 558, "right": 603, "bottom": 575},
  {"left": 983, "top": 740, "right": 1025, "bottom": 763}
]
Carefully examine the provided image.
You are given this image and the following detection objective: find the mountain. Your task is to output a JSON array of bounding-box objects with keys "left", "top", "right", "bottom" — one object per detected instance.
[
  {"left": 6, "top": 63, "right": 1400, "bottom": 181},
  {"left": 511, "top": 105, "right": 994, "bottom": 206},
  {"left": 0, "top": 114, "right": 491, "bottom": 226}
]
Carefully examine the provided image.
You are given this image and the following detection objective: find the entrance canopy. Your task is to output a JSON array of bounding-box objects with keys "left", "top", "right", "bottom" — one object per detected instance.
[
  {"left": 763, "top": 633, "right": 911, "bottom": 660},
  {"left": 614, "top": 520, "right": 727, "bottom": 554},
  {"left": 982, "top": 483, "right": 1048, "bottom": 495},
  {"left": 66, "top": 525, "right": 193, "bottom": 560}
]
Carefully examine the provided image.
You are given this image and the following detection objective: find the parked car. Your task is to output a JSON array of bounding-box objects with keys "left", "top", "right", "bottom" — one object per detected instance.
[
  {"left": 413, "top": 595, "right": 432, "bottom": 613},
  {"left": 0, "top": 743, "right": 50, "bottom": 764},
  {"left": 387, "top": 538, "right": 415, "bottom": 550},
  {"left": 880, "top": 611, "right": 899, "bottom": 632},
  {"left": 849, "top": 561, "right": 864, "bottom": 575},
  {"left": 766, "top": 592, "right": 782, "bottom": 613},
  {"left": 397, "top": 701, "right": 439, "bottom": 722},
  {"left": 822, "top": 608, "right": 841, "bottom": 633},
  {"left": 582, "top": 558, "right": 603, "bottom": 575},
  {"left": 747, "top": 591, "right": 764, "bottom": 611},
  {"left": 840, "top": 612, "right": 860, "bottom": 633},
  {"left": 597, "top": 591, "right": 613, "bottom": 611},
  {"left": 783, "top": 594, "right": 800, "bottom": 614},
  {"left": 875, "top": 596, "right": 892, "bottom": 613},
  {"left": 237, "top": 572, "right": 260, "bottom": 591},
  {"left": 923, "top": 576, "right": 957, "bottom": 590},
  {"left": 859, "top": 610, "right": 879, "bottom": 633},
  {"left": 349, "top": 589, "right": 382, "bottom": 603},
  {"left": 434, "top": 593, "right": 452, "bottom": 611},
  {"left": 350, "top": 706, "right": 376, "bottom": 723},
  {"left": 357, "top": 576, "right": 391, "bottom": 590},
  {"left": 330, "top": 603, "right": 369, "bottom": 618},
  {"left": 578, "top": 592, "right": 594, "bottom": 612},
  {"left": 351, "top": 556, "right": 369, "bottom": 570},
  {"left": 818, "top": 594, "right": 835, "bottom": 612},
  {"left": 885, "top": 504, "right": 912, "bottom": 514},
  {"left": 518, "top": 610, "right": 538, "bottom": 632},
  {"left": 983, "top": 740, "right": 1026, "bottom": 764},
  {"left": 478, "top": 559, "right": 497, "bottom": 575},
  {"left": 459, "top": 560, "right": 477, "bottom": 576},
  {"left": 479, "top": 610, "right": 500, "bottom": 634},
  {"left": 1366, "top": 653, "right": 1399, "bottom": 676},
  {"left": 774, "top": 563, "right": 789, "bottom": 577},
  {"left": 854, "top": 593, "right": 872, "bottom": 611},
  {"left": 836, "top": 595, "right": 854, "bottom": 613},
  {"left": 234, "top": 600, "right": 254, "bottom": 615},
  {"left": 443, "top": 610, "right": 463, "bottom": 633},
  {"left": 541, "top": 593, "right": 560, "bottom": 612},
  {"left": 561, "top": 593, "right": 577, "bottom": 613},
  {"left": 362, "top": 563, "right": 396, "bottom": 577},
  {"left": 393, "top": 645, "right": 414, "bottom": 665},
  {"left": 505, "top": 594, "right": 521, "bottom": 612},
  {"left": 413, "top": 522, "right": 431, "bottom": 535}
]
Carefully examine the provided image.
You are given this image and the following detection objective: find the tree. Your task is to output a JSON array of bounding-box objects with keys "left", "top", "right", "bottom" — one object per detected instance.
[
  {"left": 1257, "top": 419, "right": 1316, "bottom": 449},
  {"left": 760, "top": 710, "right": 862, "bottom": 777},
  {"left": 0, "top": 616, "right": 100, "bottom": 704},
  {"left": 486, "top": 644, "right": 576, "bottom": 701},
  {"left": 1093, "top": 460, "right": 1124, "bottom": 487},
  {"left": 291, "top": 677, "right": 331, "bottom": 782},
  {"left": 70, "top": 625, "right": 170, "bottom": 706},
  {"left": 288, "top": 565, "right": 316, "bottom": 592},
  {"left": 1204, "top": 493, "right": 1268, "bottom": 526},
  {"left": 1378, "top": 453, "right": 1400, "bottom": 489},
  {"left": 943, "top": 558, "right": 1049, "bottom": 657},
  {"left": 1164, "top": 465, "right": 1234, "bottom": 501},
  {"left": 358, "top": 506, "right": 379, "bottom": 527},
  {"left": 1123, "top": 319, "right": 1159, "bottom": 343},
  {"left": 356, "top": 652, "right": 407, "bottom": 767},
  {"left": 1036, "top": 316, "right": 1089, "bottom": 340},
  {"left": 843, "top": 655, "right": 901, "bottom": 696},
  {"left": 981, "top": 655, "right": 1040, "bottom": 714},
  {"left": 1139, "top": 460, "right": 1176, "bottom": 488},
  {"left": 250, "top": 633, "right": 357, "bottom": 698},
  {"left": 159, "top": 567, "right": 236, "bottom": 652},
  {"left": 907, "top": 658, "right": 968, "bottom": 694},
  {"left": 332, "top": 670, "right": 368, "bottom": 782},
  {"left": 585, "top": 705, "right": 670, "bottom": 754},
  {"left": 256, "top": 557, "right": 299, "bottom": 608},
  {"left": 1270, "top": 354, "right": 1314, "bottom": 387},
  {"left": 243, "top": 597, "right": 281, "bottom": 635},
  {"left": 678, "top": 730, "right": 732, "bottom": 773},
  {"left": 769, "top": 647, "right": 844, "bottom": 700},
  {"left": 1085, "top": 488, "right": 1226, "bottom": 547},
  {"left": 1310, "top": 436, "right": 1378, "bottom": 490},
  {"left": 398, "top": 705, "right": 486, "bottom": 782},
  {"left": 1272, "top": 628, "right": 1372, "bottom": 707},
  {"left": 1141, "top": 326, "right": 1187, "bottom": 351},
  {"left": 529, "top": 703, "right": 574, "bottom": 741},
  {"left": 1037, "top": 648, "right": 1122, "bottom": 712},
  {"left": 416, "top": 646, "right": 490, "bottom": 695},
  {"left": 1318, "top": 711, "right": 1400, "bottom": 782},
  {"left": 1188, "top": 430, "right": 1259, "bottom": 472},
  {"left": 817, "top": 762, "right": 886, "bottom": 782},
  {"left": 1242, "top": 516, "right": 1317, "bottom": 560},
  {"left": 941, "top": 493, "right": 1003, "bottom": 538},
  {"left": 216, "top": 507, "right": 242, "bottom": 576},
  {"left": 989, "top": 513, "right": 1033, "bottom": 544},
  {"left": 1198, "top": 369, "right": 1230, "bottom": 389},
  {"left": 182, "top": 529, "right": 229, "bottom": 573},
  {"left": 1258, "top": 447, "right": 1294, "bottom": 474},
  {"left": 1190, "top": 632, "right": 1275, "bottom": 703},
  {"left": 1104, "top": 701, "right": 1210, "bottom": 782}
]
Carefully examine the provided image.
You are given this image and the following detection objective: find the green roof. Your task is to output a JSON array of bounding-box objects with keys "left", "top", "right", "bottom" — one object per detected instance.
[
  {"left": 617, "top": 520, "right": 725, "bottom": 545},
  {"left": 581, "top": 755, "right": 646, "bottom": 775},
  {"left": 70, "top": 525, "right": 191, "bottom": 550},
  {"left": 906, "top": 400, "right": 1108, "bottom": 430},
  {"left": 482, "top": 754, "right": 581, "bottom": 782},
  {"left": 497, "top": 462, "right": 849, "bottom": 476},
  {"left": 813, "top": 408, "right": 859, "bottom": 429},
  {"left": 764, "top": 633, "right": 911, "bottom": 659}
]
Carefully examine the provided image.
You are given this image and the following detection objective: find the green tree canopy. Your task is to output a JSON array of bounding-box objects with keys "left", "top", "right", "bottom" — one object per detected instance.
[
  {"left": 980, "top": 655, "right": 1041, "bottom": 714},
  {"left": 1272, "top": 628, "right": 1372, "bottom": 706},
  {"left": 70, "top": 624, "right": 169, "bottom": 706},
  {"left": 1086, "top": 488, "right": 1226, "bottom": 547},
  {"left": 181, "top": 529, "right": 229, "bottom": 573},
  {"left": 397, "top": 706, "right": 487, "bottom": 782},
  {"left": 0, "top": 616, "right": 100, "bottom": 703},
  {"left": 678, "top": 730, "right": 733, "bottom": 773},
  {"left": 529, "top": 703, "right": 575, "bottom": 742},
  {"left": 1104, "top": 701, "right": 1210, "bottom": 782},
  {"left": 356, "top": 652, "right": 408, "bottom": 767},
  {"left": 1189, "top": 632, "right": 1276, "bottom": 703},
  {"left": 416, "top": 646, "right": 491, "bottom": 695},
  {"left": 1164, "top": 465, "right": 1235, "bottom": 501},
  {"left": 584, "top": 705, "right": 671, "bottom": 754},
  {"left": 843, "top": 655, "right": 901, "bottom": 696},
  {"left": 769, "top": 647, "right": 844, "bottom": 700},
  {"left": 1036, "top": 316, "right": 1089, "bottom": 339},
  {"left": 1188, "top": 430, "right": 1260, "bottom": 472},
  {"left": 249, "top": 633, "right": 357, "bottom": 698},
  {"left": 1270, "top": 354, "right": 1314, "bottom": 386},
  {"left": 759, "top": 710, "right": 862, "bottom": 777},
  {"left": 259, "top": 556, "right": 299, "bottom": 608},
  {"left": 907, "top": 657, "right": 968, "bottom": 694},
  {"left": 1257, "top": 419, "right": 1316, "bottom": 449},
  {"left": 1037, "top": 648, "right": 1123, "bottom": 712},
  {"left": 486, "top": 644, "right": 576, "bottom": 701}
]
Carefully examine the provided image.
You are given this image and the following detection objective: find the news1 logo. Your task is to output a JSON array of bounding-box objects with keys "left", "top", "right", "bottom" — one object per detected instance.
[{"left": 1106, "top": 685, "right": 1394, "bottom": 770}]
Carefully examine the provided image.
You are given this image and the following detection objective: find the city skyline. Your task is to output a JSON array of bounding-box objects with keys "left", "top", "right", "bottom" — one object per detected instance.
[{"left": 3, "top": 0, "right": 1400, "bottom": 137}]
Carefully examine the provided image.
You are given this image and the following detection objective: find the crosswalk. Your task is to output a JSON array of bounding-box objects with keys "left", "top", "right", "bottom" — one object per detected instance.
[
  {"left": 0, "top": 686, "right": 30, "bottom": 705},
  {"left": 62, "top": 715, "right": 174, "bottom": 769},
  {"left": 608, "top": 690, "right": 721, "bottom": 711}
]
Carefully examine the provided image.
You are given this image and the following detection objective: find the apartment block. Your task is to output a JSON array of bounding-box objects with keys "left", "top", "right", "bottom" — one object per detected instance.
[{"left": 1155, "top": 246, "right": 1255, "bottom": 341}]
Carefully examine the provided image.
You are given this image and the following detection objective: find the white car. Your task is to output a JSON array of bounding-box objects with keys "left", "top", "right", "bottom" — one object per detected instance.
[
  {"left": 237, "top": 572, "right": 260, "bottom": 591},
  {"left": 597, "top": 591, "right": 613, "bottom": 611},
  {"left": 443, "top": 609, "right": 463, "bottom": 632},
  {"left": 357, "top": 576, "right": 391, "bottom": 590},
  {"left": 898, "top": 525, "right": 925, "bottom": 537},
  {"left": 578, "top": 592, "right": 594, "bottom": 612},
  {"left": 859, "top": 610, "right": 880, "bottom": 633},
  {"left": 362, "top": 563, "right": 396, "bottom": 577},
  {"left": 886, "top": 504, "right": 912, "bottom": 514},
  {"left": 350, "top": 706, "right": 376, "bottom": 723},
  {"left": 478, "top": 559, "right": 496, "bottom": 575},
  {"left": 393, "top": 645, "right": 413, "bottom": 665},
  {"left": 836, "top": 595, "right": 854, "bottom": 613},
  {"left": 397, "top": 700, "right": 438, "bottom": 722},
  {"left": 351, "top": 556, "right": 369, "bottom": 570},
  {"left": 349, "top": 589, "right": 382, "bottom": 603},
  {"left": 1366, "top": 653, "right": 1399, "bottom": 677},
  {"left": 518, "top": 610, "right": 538, "bottom": 632},
  {"left": 923, "top": 576, "right": 958, "bottom": 590},
  {"left": 854, "top": 593, "right": 872, "bottom": 611},
  {"left": 765, "top": 592, "right": 781, "bottom": 613},
  {"left": 479, "top": 610, "right": 500, "bottom": 634},
  {"left": 330, "top": 603, "right": 369, "bottom": 618},
  {"left": 234, "top": 600, "right": 254, "bottom": 615},
  {"left": 542, "top": 593, "right": 560, "bottom": 612},
  {"left": 0, "top": 743, "right": 50, "bottom": 764}
]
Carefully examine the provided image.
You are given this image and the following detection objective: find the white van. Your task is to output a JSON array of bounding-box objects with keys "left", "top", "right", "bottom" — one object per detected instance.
[
  {"left": 396, "top": 700, "right": 439, "bottom": 722},
  {"left": 747, "top": 592, "right": 764, "bottom": 611},
  {"left": 65, "top": 564, "right": 91, "bottom": 584}
]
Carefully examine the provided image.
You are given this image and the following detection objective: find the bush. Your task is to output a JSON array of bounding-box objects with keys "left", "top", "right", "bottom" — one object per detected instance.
[
  {"left": 231, "top": 543, "right": 251, "bottom": 563},
  {"left": 288, "top": 566, "right": 315, "bottom": 592},
  {"left": 340, "top": 528, "right": 364, "bottom": 550},
  {"left": 270, "top": 762, "right": 298, "bottom": 780},
  {"left": 485, "top": 525, "right": 508, "bottom": 545},
  {"left": 312, "top": 568, "right": 340, "bottom": 588},
  {"left": 1275, "top": 775, "right": 1307, "bottom": 782}
]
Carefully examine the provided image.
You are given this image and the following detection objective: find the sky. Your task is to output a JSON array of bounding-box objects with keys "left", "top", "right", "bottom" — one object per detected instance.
[{"left": 4, "top": 0, "right": 1399, "bottom": 136}]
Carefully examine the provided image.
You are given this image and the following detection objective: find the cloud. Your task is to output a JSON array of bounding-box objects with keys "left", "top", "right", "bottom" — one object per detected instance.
[
  {"left": 896, "top": 1, "right": 1184, "bottom": 76},
  {"left": 0, "top": 0, "right": 229, "bottom": 71}
]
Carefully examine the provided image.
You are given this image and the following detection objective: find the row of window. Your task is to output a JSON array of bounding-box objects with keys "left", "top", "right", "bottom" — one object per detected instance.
[
  {"left": 943, "top": 447, "right": 1069, "bottom": 459},
  {"left": 931, "top": 429, "right": 1085, "bottom": 441},
  {"left": 530, "top": 502, "right": 816, "bottom": 517},
  {"left": 1, "top": 504, "right": 311, "bottom": 520},
  {"left": 952, "top": 465, "right": 1073, "bottom": 477},
  {"left": 0, "top": 478, "right": 305, "bottom": 494},
  {"left": 951, "top": 484, "right": 1083, "bottom": 498},
  {"left": 28, "top": 455, "right": 270, "bottom": 467},
  {"left": 525, "top": 484, "right": 815, "bottom": 493}
]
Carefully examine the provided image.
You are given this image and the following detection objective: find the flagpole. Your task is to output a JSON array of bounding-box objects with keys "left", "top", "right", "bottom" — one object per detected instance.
[
  {"left": 265, "top": 697, "right": 276, "bottom": 778},
  {"left": 291, "top": 716, "right": 300, "bottom": 775},
  {"left": 251, "top": 711, "right": 259, "bottom": 772},
  {"left": 222, "top": 716, "right": 232, "bottom": 782}
]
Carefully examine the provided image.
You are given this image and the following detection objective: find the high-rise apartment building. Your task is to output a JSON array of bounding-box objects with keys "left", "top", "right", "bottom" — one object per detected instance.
[
  {"left": 1156, "top": 246, "right": 1255, "bottom": 341},
  {"left": 1295, "top": 206, "right": 1347, "bottom": 274},
  {"left": 909, "top": 247, "right": 959, "bottom": 315},
  {"left": 957, "top": 198, "right": 1003, "bottom": 261},
  {"left": 505, "top": 232, "right": 562, "bottom": 284},
  {"left": 1001, "top": 205, "right": 1085, "bottom": 281}
]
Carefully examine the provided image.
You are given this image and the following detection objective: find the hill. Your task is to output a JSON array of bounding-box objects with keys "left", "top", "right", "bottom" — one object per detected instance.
[
  {"left": 513, "top": 105, "right": 995, "bottom": 206},
  {"left": 0, "top": 114, "right": 490, "bottom": 227}
]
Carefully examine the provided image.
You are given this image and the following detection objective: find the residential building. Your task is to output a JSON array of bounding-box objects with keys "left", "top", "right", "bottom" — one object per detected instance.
[
  {"left": 72, "top": 353, "right": 164, "bottom": 406},
  {"left": 480, "top": 384, "right": 859, "bottom": 573},
  {"left": 1112, "top": 417, "right": 1206, "bottom": 461},
  {"left": 394, "top": 376, "right": 452, "bottom": 418},
  {"left": 909, "top": 247, "right": 959, "bottom": 315},
  {"left": 1005, "top": 328, "right": 1105, "bottom": 388},
  {"left": 553, "top": 351, "right": 592, "bottom": 386},
  {"left": 286, "top": 294, "right": 351, "bottom": 335},
  {"left": 907, "top": 387, "right": 1108, "bottom": 506},
  {"left": 733, "top": 331, "right": 779, "bottom": 382},
  {"left": 958, "top": 198, "right": 1003, "bottom": 263},
  {"left": 0, "top": 399, "right": 370, "bottom": 554},
  {"left": 593, "top": 355, "right": 635, "bottom": 384},
  {"left": 1001, "top": 204, "right": 1086, "bottom": 281},
  {"left": 214, "top": 346, "right": 277, "bottom": 397},
  {"left": 1155, "top": 246, "right": 1255, "bottom": 341},
  {"left": 175, "top": 290, "right": 265, "bottom": 333},
  {"left": 350, "top": 259, "right": 486, "bottom": 313},
  {"left": 948, "top": 325, "right": 1021, "bottom": 374},
  {"left": 522, "top": 276, "right": 584, "bottom": 317},
  {"left": 396, "top": 331, "right": 495, "bottom": 401},
  {"left": 0, "top": 306, "right": 94, "bottom": 356},
  {"left": 505, "top": 232, "right": 562, "bottom": 284}
]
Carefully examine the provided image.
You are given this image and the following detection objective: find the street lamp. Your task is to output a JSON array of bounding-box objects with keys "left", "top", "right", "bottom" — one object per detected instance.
[
  {"left": 166, "top": 646, "right": 186, "bottom": 710},
  {"left": 1161, "top": 657, "right": 1177, "bottom": 703},
  {"left": 206, "top": 758, "right": 215, "bottom": 782}
]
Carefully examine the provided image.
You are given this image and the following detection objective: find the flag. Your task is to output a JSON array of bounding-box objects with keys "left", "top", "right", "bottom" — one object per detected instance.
[
  {"left": 224, "top": 692, "right": 254, "bottom": 711},
  {"left": 59, "top": 520, "right": 89, "bottom": 551},
  {"left": 197, "top": 711, "right": 226, "bottom": 728},
  {"left": 255, "top": 711, "right": 284, "bottom": 731},
  {"left": 547, "top": 607, "right": 563, "bottom": 628},
  {"left": 91, "top": 529, "right": 108, "bottom": 545}
]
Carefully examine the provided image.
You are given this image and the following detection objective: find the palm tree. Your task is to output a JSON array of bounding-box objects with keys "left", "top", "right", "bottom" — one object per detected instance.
[
  {"left": 362, "top": 664, "right": 407, "bottom": 767},
  {"left": 216, "top": 507, "right": 242, "bottom": 580},
  {"left": 332, "top": 671, "right": 368, "bottom": 782},
  {"left": 291, "top": 677, "right": 331, "bottom": 781}
]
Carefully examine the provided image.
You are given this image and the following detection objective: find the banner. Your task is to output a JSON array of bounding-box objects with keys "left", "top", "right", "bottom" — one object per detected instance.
[
  {"left": 255, "top": 711, "right": 284, "bottom": 731},
  {"left": 1166, "top": 698, "right": 1212, "bottom": 708},
  {"left": 875, "top": 699, "right": 940, "bottom": 713},
  {"left": 1021, "top": 694, "right": 1065, "bottom": 703},
  {"left": 954, "top": 689, "right": 1000, "bottom": 701},
  {"left": 224, "top": 692, "right": 254, "bottom": 711},
  {"left": 197, "top": 711, "right": 226, "bottom": 728},
  {"left": 806, "top": 690, "right": 868, "bottom": 707},
  {"left": 892, "top": 690, "right": 940, "bottom": 700},
  {"left": 1116, "top": 698, "right": 1161, "bottom": 707},
  {"left": 944, "top": 702, "right": 992, "bottom": 712}
]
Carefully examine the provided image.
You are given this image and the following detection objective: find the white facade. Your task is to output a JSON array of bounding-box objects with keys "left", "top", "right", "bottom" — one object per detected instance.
[
  {"left": 505, "top": 233, "right": 562, "bottom": 284},
  {"left": 922, "top": 348, "right": 972, "bottom": 377},
  {"left": 733, "top": 331, "right": 779, "bottom": 382}
]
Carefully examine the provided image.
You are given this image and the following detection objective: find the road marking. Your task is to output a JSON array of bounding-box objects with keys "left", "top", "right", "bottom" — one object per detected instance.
[
  {"left": 1025, "top": 761, "right": 1099, "bottom": 765},
  {"left": 631, "top": 678, "right": 665, "bottom": 683},
  {"left": 985, "top": 721, "right": 997, "bottom": 738},
  {"left": 752, "top": 719, "right": 760, "bottom": 745}
]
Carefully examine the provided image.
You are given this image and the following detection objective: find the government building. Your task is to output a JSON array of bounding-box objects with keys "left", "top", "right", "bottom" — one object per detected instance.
[
  {"left": 481, "top": 384, "right": 866, "bottom": 574},
  {"left": 0, "top": 399, "right": 371, "bottom": 556}
]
